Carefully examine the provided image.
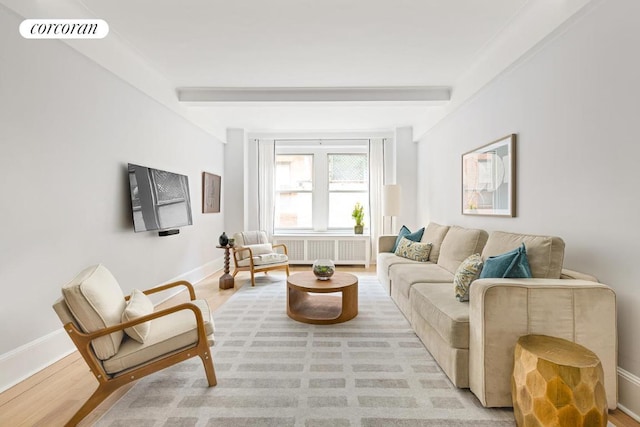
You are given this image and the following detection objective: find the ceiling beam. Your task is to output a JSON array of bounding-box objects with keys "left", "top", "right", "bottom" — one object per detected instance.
[{"left": 177, "top": 87, "right": 451, "bottom": 103}]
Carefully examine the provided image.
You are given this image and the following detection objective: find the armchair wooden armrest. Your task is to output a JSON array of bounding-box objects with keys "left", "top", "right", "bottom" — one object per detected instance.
[
  {"left": 124, "top": 280, "right": 197, "bottom": 301},
  {"left": 70, "top": 302, "right": 208, "bottom": 342},
  {"left": 232, "top": 246, "right": 253, "bottom": 258},
  {"left": 273, "top": 243, "right": 288, "bottom": 255}
]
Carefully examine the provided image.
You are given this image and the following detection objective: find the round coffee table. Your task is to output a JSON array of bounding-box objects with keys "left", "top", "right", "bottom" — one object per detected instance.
[{"left": 286, "top": 271, "right": 358, "bottom": 324}]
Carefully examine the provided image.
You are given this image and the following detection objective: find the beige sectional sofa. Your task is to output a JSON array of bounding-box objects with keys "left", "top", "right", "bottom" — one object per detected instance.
[{"left": 377, "top": 223, "right": 617, "bottom": 409}]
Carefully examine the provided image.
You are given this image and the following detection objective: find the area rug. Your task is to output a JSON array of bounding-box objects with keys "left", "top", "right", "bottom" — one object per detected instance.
[{"left": 97, "top": 274, "right": 517, "bottom": 426}]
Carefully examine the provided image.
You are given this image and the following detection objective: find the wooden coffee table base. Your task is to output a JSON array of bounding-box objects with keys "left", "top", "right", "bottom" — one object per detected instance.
[{"left": 287, "top": 272, "right": 358, "bottom": 325}]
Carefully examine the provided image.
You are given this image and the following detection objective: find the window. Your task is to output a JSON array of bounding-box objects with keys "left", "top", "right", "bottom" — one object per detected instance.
[
  {"left": 274, "top": 141, "right": 369, "bottom": 232},
  {"left": 274, "top": 155, "right": 313, "bottom": 229},
  {"left": 328, "top": 154, "right": 368, "bottom": 228}
]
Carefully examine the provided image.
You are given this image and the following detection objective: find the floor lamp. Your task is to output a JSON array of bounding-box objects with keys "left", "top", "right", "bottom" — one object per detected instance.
[{"left": 383, "top": 184, "right": 401, "bottom": 235}]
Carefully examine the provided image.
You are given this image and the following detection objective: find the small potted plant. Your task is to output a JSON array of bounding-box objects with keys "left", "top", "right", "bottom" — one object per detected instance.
[{"left": 352, "top": 202, "right": 365, "bottom": 234}]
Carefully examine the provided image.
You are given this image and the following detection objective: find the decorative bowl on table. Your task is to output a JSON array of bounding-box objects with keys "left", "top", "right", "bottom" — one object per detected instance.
[{"left": 312, "top": 259, "right": 335, "bottom": 280}]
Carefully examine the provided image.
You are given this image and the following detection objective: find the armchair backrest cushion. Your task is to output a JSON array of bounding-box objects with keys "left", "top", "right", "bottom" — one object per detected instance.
[
  {"left": 61, "top": 264, "right": 126, "bottom": 360},
  {"left": 233, "top": 231, "right": 270, "bottom": 260},
  {"left": 437, "top": 226, "right": 489, "bottom": 274},
  {"left": 481, "top": 231, "right": 565, "bottom": 279}
]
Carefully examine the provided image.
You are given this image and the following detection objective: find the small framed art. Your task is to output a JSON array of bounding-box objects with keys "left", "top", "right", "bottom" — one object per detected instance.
[{"left": 202, "top": 172, "right": 221, "bottom": 213}]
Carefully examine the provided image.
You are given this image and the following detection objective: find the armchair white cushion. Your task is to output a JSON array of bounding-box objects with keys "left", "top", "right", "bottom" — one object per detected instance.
[
  {"left": 122, "top": 289, "right": 154, "bottom": 343},
  {"left": 61, "top": 264, "right": 126, "bottom": 360}
]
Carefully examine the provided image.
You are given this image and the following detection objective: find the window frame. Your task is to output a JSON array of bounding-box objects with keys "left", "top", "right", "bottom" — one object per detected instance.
[{"left": 274, "top": 140, "right": 369, "bottom": 234}]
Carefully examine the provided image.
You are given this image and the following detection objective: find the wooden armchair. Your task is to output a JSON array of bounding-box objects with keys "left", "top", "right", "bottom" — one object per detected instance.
[
  {"left": 53, "top": 264, "right": 216, "bottom": 426},
  {"left": 232, "top": 231, "right": 290, "bottom": 286}
]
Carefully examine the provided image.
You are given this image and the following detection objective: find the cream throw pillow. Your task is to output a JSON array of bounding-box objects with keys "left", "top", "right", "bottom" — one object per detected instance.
[{"left": 122, "top": 289, "right": 154, "bottom": 343}]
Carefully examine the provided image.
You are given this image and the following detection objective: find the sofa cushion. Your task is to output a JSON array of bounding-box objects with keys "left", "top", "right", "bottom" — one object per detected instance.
[
  {"left": 480, "top": 243, "right": 532, "bottom": 279},
  {"left": 122, "top": 289, "right": 154, "bottom": 343},
  {"left": 411, "top": 283, "right": 470, "bottom": 349},
  {"left": 454, "top": 254, "right": 484, "bottom": 302},
  {"left": 391, "top": 264, "right": 455, "bottom": 299},
  {"left": 392, "top": 225, "right": 425, "bottom": 252},
  {"left": 437, "top": 226, "right": 489, "bottom": 274},
  {"left": 481, "top": 231, "right": 565, "bottom": 279},
  {"left": 103, "top": 299, "right": 214, "bottom": 374},
  {"left": 378, "top": 252, "right": 426, "bottom": 271},
  {"left": 61, "top": 264, "right": 126, "bottom": 360},
  {"left": 394, "top": 237, "right": 432, "bottom": 262},
  {"left": 421, "top": 222, "right": 450, "bottom": 263}
]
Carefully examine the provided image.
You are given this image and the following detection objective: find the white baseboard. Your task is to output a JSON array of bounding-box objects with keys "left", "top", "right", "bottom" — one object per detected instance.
[
  {"left": 0, "top": 258, "right": 224, "bottom": 394},
  {"left": 618, "top": 367, "right": 640, "bottom": 422},
  {"left": 0, "top": 329, "right": 77, "bottom": 393}
]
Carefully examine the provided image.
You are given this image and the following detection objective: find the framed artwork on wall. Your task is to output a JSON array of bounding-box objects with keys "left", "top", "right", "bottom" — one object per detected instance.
[
  {"left": 202, "top": 172, "right": 221, "bottom": 213},
  {"left": 462, "top": 134, "right": 516, "bottom": 217}
]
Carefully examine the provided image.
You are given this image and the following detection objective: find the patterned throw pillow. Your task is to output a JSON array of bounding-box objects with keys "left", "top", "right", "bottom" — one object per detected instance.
[
  {"left": 454, "top": 253, "right": 484, "bottom": 302},
  {"left": 394, "top": 237, "right": 432, "bottom": 262}
]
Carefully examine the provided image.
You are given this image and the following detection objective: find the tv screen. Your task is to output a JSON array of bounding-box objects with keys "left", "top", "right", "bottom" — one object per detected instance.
[{"left": 127, "top": 163, "right": 193, "bottom": 233}]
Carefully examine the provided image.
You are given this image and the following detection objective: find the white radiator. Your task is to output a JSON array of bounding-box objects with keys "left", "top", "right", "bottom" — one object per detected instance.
[{"left": 273, "top": 235, "right": 370, "bottom": 267}]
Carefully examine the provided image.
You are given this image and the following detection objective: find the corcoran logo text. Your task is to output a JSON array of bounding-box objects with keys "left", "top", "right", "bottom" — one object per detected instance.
[{"left": 20, "top": 19, "right": 109, "bottom": 39}]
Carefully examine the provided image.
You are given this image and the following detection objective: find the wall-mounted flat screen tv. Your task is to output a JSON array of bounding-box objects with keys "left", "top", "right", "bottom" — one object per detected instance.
[{"left": 128, "top": 163, "right": 193, "bottom": 235}]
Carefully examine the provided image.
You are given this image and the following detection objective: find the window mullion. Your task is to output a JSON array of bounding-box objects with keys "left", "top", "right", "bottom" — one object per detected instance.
[{"left": 313, "top": 151, "right": 329, "bottom": 231}]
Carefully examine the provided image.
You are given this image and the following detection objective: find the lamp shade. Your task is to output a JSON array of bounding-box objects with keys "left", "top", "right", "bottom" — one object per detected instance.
[{"left": 382, "top": 184, "right": 401, "bottom": 216}]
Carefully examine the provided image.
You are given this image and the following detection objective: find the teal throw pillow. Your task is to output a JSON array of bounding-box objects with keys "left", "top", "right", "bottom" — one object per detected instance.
[
  {"left": 479, "top": 243, "right": 533, "bottom": 279},
  {"left": 392, "top": 225, "right": 425, "bottom": 252}
]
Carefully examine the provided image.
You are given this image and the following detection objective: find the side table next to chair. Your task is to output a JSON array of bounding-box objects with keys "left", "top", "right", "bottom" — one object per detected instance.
[{"left": 216, "top": 245, "right": 234, "bottom": 289}]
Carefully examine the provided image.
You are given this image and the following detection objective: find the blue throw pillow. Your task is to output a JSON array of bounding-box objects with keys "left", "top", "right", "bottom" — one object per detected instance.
[
  {"left": 479, "top": 243, "right": 533, "bottom": 279},
  {"left": 392, "top": 225, "right": 425, "bottom": 252}
]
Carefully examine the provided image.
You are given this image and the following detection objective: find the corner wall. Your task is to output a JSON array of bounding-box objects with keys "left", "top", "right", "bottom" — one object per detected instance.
[
  {"left": 0, "top": 7, "right": 225, "bottom": 390},
  {"left": 416, "top": 0, "right": 640, "bottom": 416}
]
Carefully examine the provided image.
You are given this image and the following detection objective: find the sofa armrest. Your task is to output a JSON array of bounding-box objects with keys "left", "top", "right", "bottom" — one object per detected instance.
[
  {"left": 468, "top": 278, "right": 617, "bottom": 409},
  {"left": 378, "top": 235, "right": 397, "bottom": 253},
  {"left": 560, "top": 268, "right": 598, "bottom": 282}
]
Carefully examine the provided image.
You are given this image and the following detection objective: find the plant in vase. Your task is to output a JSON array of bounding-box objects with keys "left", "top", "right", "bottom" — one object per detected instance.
[
  {"left": 313, "top": 259, "right": 335, "bottom": 280},
  {"left": 352, "top": 202, "right": 365, "bottom": 234}
]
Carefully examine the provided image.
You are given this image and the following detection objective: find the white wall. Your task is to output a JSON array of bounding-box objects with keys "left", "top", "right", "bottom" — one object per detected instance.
[
  {"left": 0, "top": 6, "right": 226, "bottom": 389},
  {"left": 394, "top": 126, "right": 418, "bottom": 232},
  {"left": 224, "top": 128, "right": 249, "bottom": 237},
  {"left": 416, "top": 0, "right": 639, "bottom": 415}
]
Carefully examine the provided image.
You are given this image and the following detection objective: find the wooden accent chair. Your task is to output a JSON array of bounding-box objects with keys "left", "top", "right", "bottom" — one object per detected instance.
[
  {"left": 231, "top": 231, "right": 290, "bottom": 286},
  {"left": 53, "top": 264, "right": 216, "bottom": 426}
]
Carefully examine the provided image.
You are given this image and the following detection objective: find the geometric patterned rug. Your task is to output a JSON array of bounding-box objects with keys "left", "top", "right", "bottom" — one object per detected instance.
[{"left": 96, "top": 274, "right": 517, "bottom": 426}]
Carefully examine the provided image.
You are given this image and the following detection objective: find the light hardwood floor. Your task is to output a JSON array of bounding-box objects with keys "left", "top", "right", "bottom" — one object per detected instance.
[{"left": 0, "top": 266, "right": 636, "bottom": 427}]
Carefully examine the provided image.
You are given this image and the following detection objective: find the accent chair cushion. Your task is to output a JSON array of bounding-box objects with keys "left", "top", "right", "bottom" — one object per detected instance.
[
  {"left": 122, "top": 289, "right": 154, "bottom": 343},
  {"left": 246, "top": 243, "right": 274, "bottom": 256},
  {"left": 479, "top": 243, "right": 532, "bottom": 279},
  {"left": 237, "top": 253, "right": 288, "bottom": 267},
  {"left": 233, "top": 231, "right": 271, "bottom": 260},
  {"left": 103, "top": 299, "right": 215, "bottom": 374},
  {"left": 61, "top": 264, "right": 126, "bottom": 360},
  {"left": 454, "top": 254, "right": 484, "bottom": 302},
  {"left": 392, "top": 225, "right": 425, "bottom": 252},
  {"left": 394, "top": 237, "right": 432, "bottom": 262}
]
